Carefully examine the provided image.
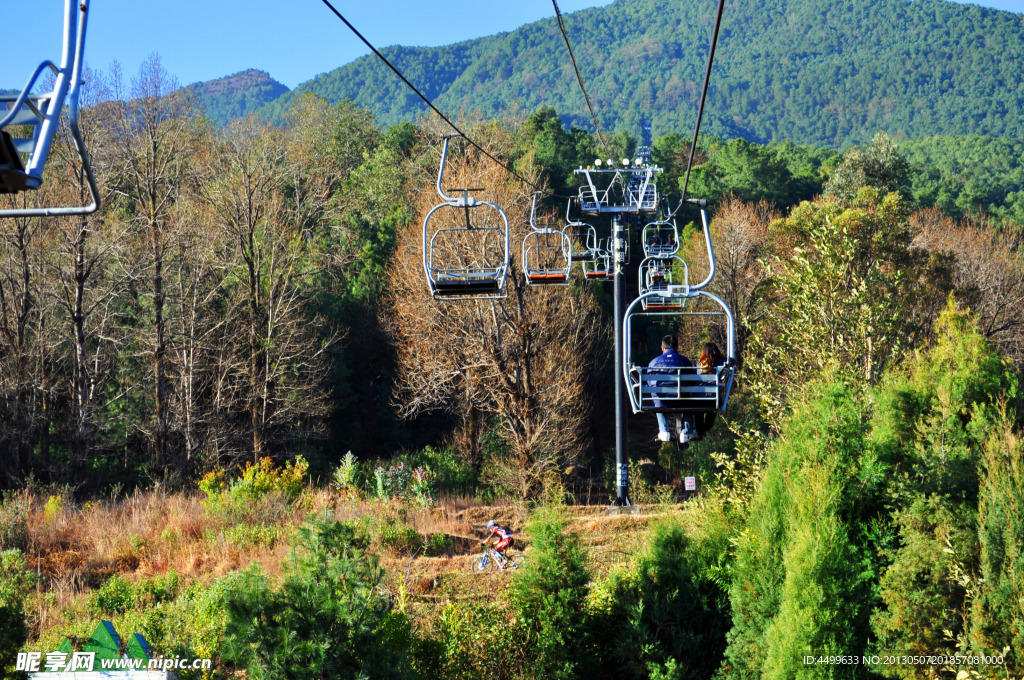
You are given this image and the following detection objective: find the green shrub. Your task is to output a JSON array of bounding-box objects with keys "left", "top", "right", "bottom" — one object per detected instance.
[
  {"left": 43, "top": 495, "right": 62, "bottom": 524},
  {"left": 0, "top": 492, "right": 28, "bottom": 552},
  {"left": 423, "top": 533, "right": 452, "bottom": 557},
  {"left": 222, "top": 517, "right": 416, "bottom": 680},
  {"left": 377, "top": 520, "right": 421, "bottom": 556},
  {"left": 589, "top": 519, "right": 731, "bottom": 680},
  {"left": 407, "top": 447, "right": 476, "bottom": 496},
  {"left": 224, "top": 523, "right": 282, "bottom": 550},
  {"left": 150, "top": 576, "right": 236, "bottom": 679},
  {"left": 412, "top": 602, "right": 512, "bottom": 680},
  {"left": 332, "top": 451, "right": 359, "bottom": 494},
  {"left": 199, "top": 456, "right": 308, "bottom": 518},
  {"left": 92, "top": 575, "right": 136, "bottom": 616},
  {"left": 0, "top": 550, "right": 34, "bottom": 680},
  {"left": 626, "top": 460, "right": 677, "bottom": 506},
  {"left": 137, "top": 570, "right": 180, "bottom": 605}
]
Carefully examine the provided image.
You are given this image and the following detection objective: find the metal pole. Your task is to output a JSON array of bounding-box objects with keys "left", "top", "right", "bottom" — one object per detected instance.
[{"left": 612, "top": 216, "right": 629, "bottom": 506}]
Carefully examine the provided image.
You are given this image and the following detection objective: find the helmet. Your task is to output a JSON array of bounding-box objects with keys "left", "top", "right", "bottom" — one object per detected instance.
[{"left": 487, "top": 520, "right": 496, "bottom": 529}]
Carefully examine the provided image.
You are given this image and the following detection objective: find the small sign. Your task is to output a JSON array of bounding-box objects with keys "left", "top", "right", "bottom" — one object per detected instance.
[{"left": 684, "top": 476, "right": 697, "bottom": 491}]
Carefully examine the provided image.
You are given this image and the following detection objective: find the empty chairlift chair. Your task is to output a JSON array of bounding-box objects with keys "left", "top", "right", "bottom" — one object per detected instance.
[
  {"left": 563, "top": 200, "right": 598, "bottom": 263},
  {"left": 422, "top": 136, "right": 511, "bottom": 300},
  {"left": 522, "top": 193, "right": 571, "bottom": 286},
  {"left": 582, "top": 238, "right": 613, "bottom": 281},
  {"left": 1, "top": 0, "right": 99, "bottom": 216},
  {"left": 623, "top": 204, "right": 737, "bottom": 415}
]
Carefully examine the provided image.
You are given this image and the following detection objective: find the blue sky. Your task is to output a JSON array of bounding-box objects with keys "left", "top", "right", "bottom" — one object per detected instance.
[{"left": 4, "top": 0, "right": 1022, "bottom": 92}]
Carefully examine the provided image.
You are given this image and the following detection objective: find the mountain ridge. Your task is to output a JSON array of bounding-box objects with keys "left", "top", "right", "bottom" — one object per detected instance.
[
  {"left": 184, "top": 0, "right": 1024, "bottom": 147},
  {"left": 185, "top": 68, "right": 289, "bottom": 128}
]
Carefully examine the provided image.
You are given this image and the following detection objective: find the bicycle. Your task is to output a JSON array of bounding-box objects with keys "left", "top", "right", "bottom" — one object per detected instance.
[{"left": 471, "top": 546, "right": 524, "bottom": 572}]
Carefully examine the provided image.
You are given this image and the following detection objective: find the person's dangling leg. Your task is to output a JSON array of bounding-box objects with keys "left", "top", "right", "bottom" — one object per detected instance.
[
  {"left": 656, "top": 413, "right": 671, "bottom": 441},
  {"left": 679, "top": 414, "right": 696, "bottom": 443}
]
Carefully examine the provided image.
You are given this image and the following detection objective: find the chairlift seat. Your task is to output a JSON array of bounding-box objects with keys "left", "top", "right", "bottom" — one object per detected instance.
[
  {"left": 528, "top": 273, "right": 571, "bottom": 282},
  {"left": 432, "top": 276, "right": 504, "bottom": 297},
  {"left": 570, "top": 248, "right": 597, "bottom": 262}
]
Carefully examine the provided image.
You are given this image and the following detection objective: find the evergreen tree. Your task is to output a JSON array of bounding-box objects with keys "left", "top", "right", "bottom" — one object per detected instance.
[
  {"left": 512, "top": 507, "right": 592, "bottom": 680},
  {"left": 222, "top": 518, "right": 416, "bottom": 680},
  {"left": 724, "top": 380, "right": 878, "bottom": 680}
]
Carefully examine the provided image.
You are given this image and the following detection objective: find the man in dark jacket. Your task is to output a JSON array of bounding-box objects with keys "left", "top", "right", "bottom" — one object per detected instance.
[{"left": 649, "top": 334, "right": 696, "bottom": 444}]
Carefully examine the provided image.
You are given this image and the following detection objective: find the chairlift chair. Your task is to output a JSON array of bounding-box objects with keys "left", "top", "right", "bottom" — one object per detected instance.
[
  {"left": 582, "top": 239, "right": 613, "bottom": 281},
  {"left": 563, "top": 200, "right": 598, "bottom": 262},
  {"left": 423, "top": 136, "right": 511, "bottom": 300},
  {"left": 639, "top": 255, "right": 689, "bottom": 311},
  {"left": 641, "top": 220, "right": 680, "bottom": 258},
  {"left": 622, "top": 204, "right": 737, "bottom": 414},
  {"left": 1, "top": 0, "right": 99, "bottom": 217},
  {"left": 522, "top": 193, "right": 571, "bottom": 286}
]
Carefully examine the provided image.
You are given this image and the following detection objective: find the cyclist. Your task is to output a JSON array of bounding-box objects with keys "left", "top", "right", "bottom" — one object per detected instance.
[{"left": 481, "top": 520, "right": 514, "bottom": 566}]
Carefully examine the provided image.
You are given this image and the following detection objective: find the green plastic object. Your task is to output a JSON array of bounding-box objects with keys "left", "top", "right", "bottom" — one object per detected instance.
[
  {"left": 126, "top": 632, "right": 153, "bottom": 661},
  {"left": 82, "top": 620, "right": 123, "bottom": 661},
  {"left": 47, "top": 621, "right": 153, "bottom": 671}
]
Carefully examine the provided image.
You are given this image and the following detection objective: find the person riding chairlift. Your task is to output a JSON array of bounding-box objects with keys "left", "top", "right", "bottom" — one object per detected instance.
[
  {"left": 695, "top": 341, "right": 725, "bottom": 436},
  {"left": 648, "top": 334, "right": 697, "bottom": 444}
]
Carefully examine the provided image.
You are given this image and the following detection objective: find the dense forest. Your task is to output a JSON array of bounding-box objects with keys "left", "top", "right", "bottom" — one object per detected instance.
[
  {"left": 2, "top": 56, "right": 1024, "bottom": 679},
  {"left": 255, "top": 0, "right": 1024, "bottom": 146}
]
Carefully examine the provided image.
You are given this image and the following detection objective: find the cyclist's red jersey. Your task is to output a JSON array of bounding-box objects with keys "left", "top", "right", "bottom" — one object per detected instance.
[{"left": 487, "top": 525, "right": 513, "bottom": 551}]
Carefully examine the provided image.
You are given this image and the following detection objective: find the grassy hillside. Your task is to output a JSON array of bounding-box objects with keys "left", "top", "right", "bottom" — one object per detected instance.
[
  {"left": 5, "top": 486, "right": 660, "bottom": 653},
  {"left": 258, "top": 0, "right": 1024, "bottom": 146}
]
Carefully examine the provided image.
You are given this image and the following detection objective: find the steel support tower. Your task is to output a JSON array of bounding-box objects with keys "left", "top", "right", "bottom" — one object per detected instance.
[{"left": 574, "top": 160, "right": 661, "bottom": 506}]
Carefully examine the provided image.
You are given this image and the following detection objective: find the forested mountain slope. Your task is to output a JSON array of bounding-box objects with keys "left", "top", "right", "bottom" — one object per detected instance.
[
  {"left": 186, "top": 69, "right": 289, "bottom": 127},
  {"left": 259, "top": 0, "right": 1024, "bottom": 146}
]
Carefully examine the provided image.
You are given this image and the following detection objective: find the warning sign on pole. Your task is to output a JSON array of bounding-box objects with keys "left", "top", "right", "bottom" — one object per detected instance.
[{"left": 684, "top": 476, "right": 696, "bottom": 491}]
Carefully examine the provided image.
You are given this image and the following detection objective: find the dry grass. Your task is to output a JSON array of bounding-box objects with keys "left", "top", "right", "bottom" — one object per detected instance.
[{"left": 15, "top": 486, "right": 682, "bottom": 644}]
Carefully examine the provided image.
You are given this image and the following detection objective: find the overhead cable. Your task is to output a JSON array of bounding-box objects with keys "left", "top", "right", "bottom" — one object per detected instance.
[
  {"left": 318, "top": 0, "right": 572, "bottom": 199},
  {"left": 552, "top": 0, "right": 609, "bottom": 154},
  {"left": 668, "top": 0, "right": 726, "bottom": 219}
]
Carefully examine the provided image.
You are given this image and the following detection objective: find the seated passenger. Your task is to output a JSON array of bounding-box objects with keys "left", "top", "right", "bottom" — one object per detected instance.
[
  {"left": 695, "top": 341, "right": 726, "bottom": 437},
  {"left": 649, "top": 334, "right": 697, "bottom": 444},
  {"left": 697, "top": 342, "right": 724, "bottom": 374}
]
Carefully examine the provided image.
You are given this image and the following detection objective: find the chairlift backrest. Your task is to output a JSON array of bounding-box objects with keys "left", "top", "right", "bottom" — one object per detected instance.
[
  {"left": 639, "top": 255, "right": 690, "bottom": 311},
  {"left": 1, "top": 0, "right": 99, "bottom": 217},
  {"left": 582, "top": 238, "right": 613, "bottom": 280}
]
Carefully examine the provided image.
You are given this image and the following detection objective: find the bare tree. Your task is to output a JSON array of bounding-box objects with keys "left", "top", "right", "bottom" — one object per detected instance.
[
  {"left": 205, "top": 118, "right": 335, "bottom": 464},
  {"left": 386, "top": 129, "right": 603, "bottom": 496},
  {"left": 678, "top": 196, "right": 775, "bottom": 363},
  {"left": 912, "top": 208, "right": 1024, "bottom": 365},
  {"left": 0, "top": 210, "right": 43, "bottom": 483},
  {"left": 107, "top": 55, "right": 198, "bottom": 475},
  {"left": 43, "top": 66, "right": 123, "bottom": 483}
]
